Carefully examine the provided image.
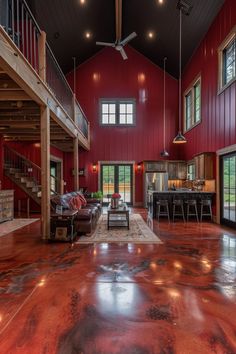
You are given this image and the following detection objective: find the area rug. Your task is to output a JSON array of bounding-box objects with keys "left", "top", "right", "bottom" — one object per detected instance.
[
  {"left": 76, "top": 213, "right": 162, "bottom": 244},
  {"left": 0, "top": 219, "right": 39, "bottom": 237}
]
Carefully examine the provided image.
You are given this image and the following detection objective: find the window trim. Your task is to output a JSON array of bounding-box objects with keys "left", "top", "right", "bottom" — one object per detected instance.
[
  {"left": 183, "top": 75, "right": 202, "bottom": 133},
  {"left": 187, "top": 160, "right": 195, "bottom": 181},
  {"left": 218, "top": 25, "right": 236, "bottom": 94},
  {"left": 99, "top": 98, "right": 136, "bottom": 127}
]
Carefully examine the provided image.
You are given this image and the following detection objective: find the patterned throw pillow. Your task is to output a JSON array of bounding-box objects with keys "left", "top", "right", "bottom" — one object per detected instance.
[{"left": 78, "top": 193, "right": 87, "bottom": 206}]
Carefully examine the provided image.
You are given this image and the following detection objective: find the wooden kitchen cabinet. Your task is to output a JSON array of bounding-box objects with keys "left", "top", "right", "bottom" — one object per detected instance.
[
  {"left": 145, "top": 161, "right": 167, "bottom": 172},
  {"left": 168, "top": 161, "right": 187, "bottom": 180},
  {"left": 194, "top": 153, "right": 215, "bottom": 179}
]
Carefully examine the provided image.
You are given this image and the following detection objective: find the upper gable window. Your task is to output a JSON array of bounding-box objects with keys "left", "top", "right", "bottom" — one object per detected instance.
[
  {"left": 218, "top": 26, "right": 236, "bottom": 92},
  {"left": 100, "top": 99, "right": 135, "bottom": 126}
]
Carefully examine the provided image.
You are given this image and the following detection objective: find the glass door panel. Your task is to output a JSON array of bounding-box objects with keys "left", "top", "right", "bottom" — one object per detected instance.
[
  {"left": 221, "top": 154, "right": 236, "bottom": 227},
  {"left": 118, "top": 165, "right": 132, "bottom": 203},
  {"left": 101, "top": 165, "right": 115, "bottom": 203}
]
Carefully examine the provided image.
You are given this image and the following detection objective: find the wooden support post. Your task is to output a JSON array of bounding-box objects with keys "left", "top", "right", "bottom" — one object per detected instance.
[
  {"left": 73, "top": 137, "right": 79, "bottom": 191},
  {"left": 38, "top": 31, "right": 46, "bottom": 82},
  {"left": 41, "top": 105, "right": 50, "bottom": 240},
  {"left": 27, "top": 198, "right": 30, "bottom": 219}
]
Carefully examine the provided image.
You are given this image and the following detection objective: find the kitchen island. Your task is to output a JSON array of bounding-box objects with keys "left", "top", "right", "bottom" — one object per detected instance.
[{"left": 148, "top": 191, "right": 215, "bottom": 219}]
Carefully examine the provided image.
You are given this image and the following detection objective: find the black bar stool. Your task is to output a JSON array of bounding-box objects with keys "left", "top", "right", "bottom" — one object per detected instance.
[
  {"left": 156, "top": 200, "right": 170, "bottom": 222},
  {"left": 200, "top": 199, "right": 213, "bottom": 221},
  {"left": 173, "top": 199, "right": 185, "bottom": 222},
  {"left": 185, "top": 199, "right": 199, "bottom": 222}
]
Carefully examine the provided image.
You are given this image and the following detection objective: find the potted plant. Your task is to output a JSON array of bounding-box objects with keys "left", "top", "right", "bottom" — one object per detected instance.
[{"left": 91, "top": 190, "right": 103, "bottom": 200}]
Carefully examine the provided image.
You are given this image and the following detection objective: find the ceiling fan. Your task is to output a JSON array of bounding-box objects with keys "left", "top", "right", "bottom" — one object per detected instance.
[{"left": 96, "top": 0, "right": 137, "bottom": 60}]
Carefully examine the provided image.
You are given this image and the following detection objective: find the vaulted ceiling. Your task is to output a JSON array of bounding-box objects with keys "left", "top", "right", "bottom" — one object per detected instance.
[{"left": 27, "top": 0, "right": 224, "bottom": 78}]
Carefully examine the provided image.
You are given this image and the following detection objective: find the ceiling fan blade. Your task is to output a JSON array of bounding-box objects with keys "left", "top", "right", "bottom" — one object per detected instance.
[
  {"left": 120, "top": 47, "right": 128, "bottom": 60},
  {"left": 96, "top": 41, "right": 115, "bottom": 47},
  {"left": 120, "top": 32, "right": 137, "bottom": 46}
]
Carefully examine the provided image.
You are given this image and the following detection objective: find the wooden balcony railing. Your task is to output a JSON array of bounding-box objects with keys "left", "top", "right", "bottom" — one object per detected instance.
[{"left": 0, "top": 0, "right": 89, "bottom": 141}]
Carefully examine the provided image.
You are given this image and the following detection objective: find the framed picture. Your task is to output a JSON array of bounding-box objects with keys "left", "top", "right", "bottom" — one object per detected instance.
[{"left": 79, "top": 168, "right": 85, "bottom": 176}]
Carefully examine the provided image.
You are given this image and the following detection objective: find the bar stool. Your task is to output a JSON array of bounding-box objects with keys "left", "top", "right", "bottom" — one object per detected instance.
[
  {"left": 173, "top": 199, "right": 185, "bottom": 222},
  {"left": 156, "top": 200, "right": 170, "bottom": 222},
  {"left": 200, "top": 199, "right": 213, "bottom": 221},
  {"left": 185, "top": 199, "right": 199, "bottom": 222}
]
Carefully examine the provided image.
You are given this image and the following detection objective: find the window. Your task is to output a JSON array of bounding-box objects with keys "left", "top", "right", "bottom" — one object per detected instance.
[
  {"left": 223, "top": 39, "right": 236, "bottom": 86},
  {"left": 100, "top": 99, "right": 135, "bottom": 126},
  {"left": 184, "top": 77, "right": 201, "bottom": 132},
  {"left": 218, "top": 27, "right": 236, "bottom": 92},
  {"left": 187, "top": 163, "right": 195, "bottom": 181}
]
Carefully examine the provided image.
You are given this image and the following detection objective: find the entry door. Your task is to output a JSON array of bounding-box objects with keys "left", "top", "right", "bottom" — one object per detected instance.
[
  {"left": 221, "top": 153, "right": 236, "bottom": 228},
  {"left": 101, "top": 164, "right": 133, "bottom": 205}
]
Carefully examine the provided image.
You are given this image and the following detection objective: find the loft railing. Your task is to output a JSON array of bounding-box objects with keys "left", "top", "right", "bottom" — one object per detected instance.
[
  {"left": 0, "top": 0, "right": 89, "bottom": 141},
  {"left": 74, "top": 99, "right": 89, "bottom": 139}
]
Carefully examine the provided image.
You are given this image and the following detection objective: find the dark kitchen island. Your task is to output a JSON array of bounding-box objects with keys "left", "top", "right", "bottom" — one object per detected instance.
[{"left": 148, "top": 191, "right": 215, "bottom": 219}]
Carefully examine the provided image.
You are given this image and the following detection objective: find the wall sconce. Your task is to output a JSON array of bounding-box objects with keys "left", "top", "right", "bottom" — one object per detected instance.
[
  {"left": 92, "top": 163, "right": 97, "bottom": 173},
  {"left": 137, "top": 163, "right": 142, "bottom": 173}
]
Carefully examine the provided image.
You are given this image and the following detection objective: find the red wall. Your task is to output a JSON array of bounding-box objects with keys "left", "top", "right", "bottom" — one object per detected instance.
[
  {"left": 67, "top": 46, "right": 179, "bottom": 203},
  {"left": 0, "top": 136, "right": 3, "bottom": 188},
  {"left": 181, "top": 0, "right": 236, "bottom": 161}
]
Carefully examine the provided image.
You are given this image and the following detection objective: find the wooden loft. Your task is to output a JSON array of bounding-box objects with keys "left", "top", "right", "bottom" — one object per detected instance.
[
  {"left": 0, "top": 1, "right": 89, "bottom": 239},
  {"left": 0, "top": 28, "right": 90, "bottom": 151}
]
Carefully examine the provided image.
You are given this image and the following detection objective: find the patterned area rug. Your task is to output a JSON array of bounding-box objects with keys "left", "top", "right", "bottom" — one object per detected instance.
[
  {"left": 0, "top": 219, "right": 39, "bottom": 237},
  {"left": 76, "top": 213, "right": 162, "bottom": 244}
]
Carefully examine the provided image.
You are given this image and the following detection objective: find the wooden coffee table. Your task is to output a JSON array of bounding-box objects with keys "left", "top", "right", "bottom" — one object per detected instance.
[{"left": 107, "top": 203, "right": 130, "bottom": 230}]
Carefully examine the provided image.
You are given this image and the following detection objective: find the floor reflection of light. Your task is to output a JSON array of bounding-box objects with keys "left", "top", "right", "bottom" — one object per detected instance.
[
  {"left": 153, "top": 279, "right": 164, "bottom": 285},
  {"left": 137, "top": 248, "right": 141, "bottom": 254},
  {"left": 184, "top": 289, "right": 203, "bottom": 322},
  {"left": 167, "top": 288, "right": 181, "bottom": 299},
  {"left": 96, "top": 282, "right": 136, "bottom": 315},
  {"left": 200, "top": 256, "right": 212, "bottom": 273},
  {"left": 150, "top": 262, "right": 157, "bottom": 271},
  {"left": 38, "top": 278, "right": 46, "bottom": 287},
  {"left": 101, "top": 243, "right": 109, "bottom": 250},
  {"left": 173, "top": 261, "right": 182, "bottom": 270}
]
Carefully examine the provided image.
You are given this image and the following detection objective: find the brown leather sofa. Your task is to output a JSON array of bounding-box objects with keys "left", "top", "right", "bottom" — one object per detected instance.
[{"left": 51, "top": 191, "right": 102, "bottom": 234}]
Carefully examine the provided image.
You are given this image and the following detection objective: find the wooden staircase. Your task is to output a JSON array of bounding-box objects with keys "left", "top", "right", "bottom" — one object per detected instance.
[{"left": 4, "top": 146, "right": 43, "bottom": 205}]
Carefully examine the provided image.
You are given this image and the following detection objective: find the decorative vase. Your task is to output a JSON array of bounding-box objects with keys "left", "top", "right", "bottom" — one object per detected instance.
[{"left": 111, "top": 197, "right": 119, "bottom": 209}]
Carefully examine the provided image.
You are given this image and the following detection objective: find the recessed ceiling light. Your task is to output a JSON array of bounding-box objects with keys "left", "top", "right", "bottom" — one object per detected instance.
[
  {"left": 148, "top": 31, "right": 154, "bottom": 39},
  {"left": 158, "top": 0, "right": 164, "bottom": 4},
  {"left": 80, "top": 0, "right": 85, "bottom": 4},
  {"left": 85, "top": 31, "right": 92, "bottom": 39}
]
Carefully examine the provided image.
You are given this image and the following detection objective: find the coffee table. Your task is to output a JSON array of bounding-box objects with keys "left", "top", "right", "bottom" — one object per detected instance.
[{"left": 107, "top": 203, "right": 130, "bottom": 230}]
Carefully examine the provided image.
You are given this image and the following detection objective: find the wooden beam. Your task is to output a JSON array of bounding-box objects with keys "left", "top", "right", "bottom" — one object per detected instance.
[
  {"left": 0, "top": 90, "right": 31, "bottom": 101},
  {"left": 116, "top": 0, "right": 122, "bottom": 42},
  {"left": 38, "top": 31, "right": 46, "bottom": 82},
  {"left": 73, "top": 137, "right": 79, "bottom": 191},
  {"left": 40, "top": 105, "right": 50, "bottom": 240}
]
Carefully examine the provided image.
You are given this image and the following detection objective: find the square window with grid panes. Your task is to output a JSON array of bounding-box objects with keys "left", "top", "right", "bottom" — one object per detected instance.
[
  {"left": 119, "top": 103, "right": 134, "bottom": 124},
  {"left": 101, "top": 102, "right": 116, "bottom": 124}
]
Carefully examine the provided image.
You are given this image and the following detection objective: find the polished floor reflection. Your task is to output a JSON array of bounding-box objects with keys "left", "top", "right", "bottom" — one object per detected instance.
[{"left": 0, "top": 210, "right": 236, "bottom": 353}]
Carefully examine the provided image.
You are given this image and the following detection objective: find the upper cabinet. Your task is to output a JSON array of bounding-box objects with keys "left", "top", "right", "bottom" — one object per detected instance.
[
  {"left": 143, "top": 161, "right": 187, "bottom": 180},
  {"left": 168, "top": 161, "right": 187, "bottom": 180},
  {"left": 194, "top": 153, "right": 215, "bottom": 180},
  {"left": 145, "top": 161, "right": 167, "bottom": 172}
]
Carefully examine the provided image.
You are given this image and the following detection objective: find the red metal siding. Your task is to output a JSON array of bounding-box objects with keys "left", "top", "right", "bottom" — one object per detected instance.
[
  {"left": 67, "top": 46, "right": 179, "bottom": 203},
  {"left": 181, "top": 0, "right": 236, "bottom": 160}
]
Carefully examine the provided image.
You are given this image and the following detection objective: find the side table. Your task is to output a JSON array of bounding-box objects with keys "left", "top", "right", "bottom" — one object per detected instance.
[{"left": 50, "top": 210, "right": 78, "bottom": 242}]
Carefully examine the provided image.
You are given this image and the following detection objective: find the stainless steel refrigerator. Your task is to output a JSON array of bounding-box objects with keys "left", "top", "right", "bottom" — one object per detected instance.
[{"left": 144, "top": 172, "right": 168, "bottom": 207}]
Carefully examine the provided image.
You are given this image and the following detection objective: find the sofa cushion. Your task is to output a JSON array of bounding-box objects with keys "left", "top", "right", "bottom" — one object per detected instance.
[{"left": 75, "top": 209, "right": 92, "bottom": 220}]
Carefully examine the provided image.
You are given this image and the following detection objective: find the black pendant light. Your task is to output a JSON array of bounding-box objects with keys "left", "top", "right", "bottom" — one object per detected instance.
[
  {"left": 173, "top": 4, "right": 187, "bottom": 144},
  {"left": 160, "top": 57, "right": 169, "bottom": 157}
]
